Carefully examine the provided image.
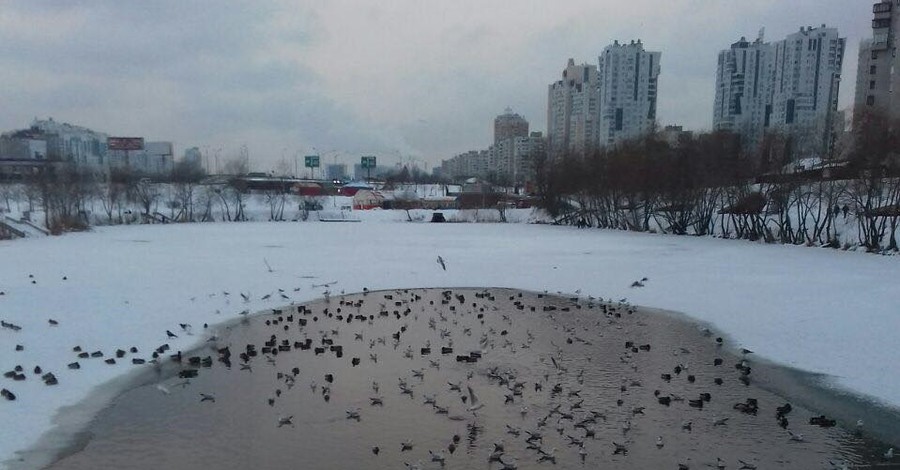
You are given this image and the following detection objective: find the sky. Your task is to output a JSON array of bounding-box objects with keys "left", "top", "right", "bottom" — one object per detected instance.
[{"left": 0, "top": 1, "right": 873, "bottom": 172}]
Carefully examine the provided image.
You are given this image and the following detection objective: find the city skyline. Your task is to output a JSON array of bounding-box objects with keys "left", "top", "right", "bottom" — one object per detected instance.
[{"left": 0, "top": 1, "right": 871, "bottom": 170}]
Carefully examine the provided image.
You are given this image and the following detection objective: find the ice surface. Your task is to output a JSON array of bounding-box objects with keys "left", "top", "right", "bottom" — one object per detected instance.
[{"left": 1, "top": 220, "right": 899, "bottom": 467}]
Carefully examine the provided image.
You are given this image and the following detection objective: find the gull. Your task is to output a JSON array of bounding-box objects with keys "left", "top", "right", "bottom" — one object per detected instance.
[
  {"left": 713, "top": 417, "right": 729, "bottom": 426},
  {"left": 401, "top": 440, "right": 414, "bottom": 451},
  {"left": 520, "top": 405, "right": 529, "bottom": 417},
  {"left": 738, "top": 460, "right": 757, "bottom": 469},
  {"left": 434, "top": 405, "right": 449, "bottom": 414},
  {"left": 448, "top": 381, "right": 462, "bottom": 392},
  {"left": 404, "top": 461, "right": 423, "bottom": 470},
  {"left": 537, "top": 447, "right": 557, "bottom": 463},
  {"left": 499, "top": 456, "right": 518, "bottom": 470},
  {"left": 716, "top": 457, "right": 727, "bottom": 469},
  {"left": 429, "top": 450, "right": 446, "bottom": 463},
  {"left": 885, "top": 448, "right": 894, "bottom": 460},
  {"left": 412, "top": 368, "right": 425, "bottom": 379},
  {"left": 466, "top": 386, "right": 484, "bottom": 414},
  {"left": 788, "top": 430, "right": 804, "bottom": 442},
  {"left": 656, "top": 436, "right": 664, "bottom": 448},
  {"left": 199, "top": 393, "right": 215, "bottom": 403},
  {"left": 371, "top": 381, "right": 379, "bottom": 393},
  {"left": 436, "top": 256, "right": 446, "bottom": 271},
  {"left": 525, "top": 430, "right": 543, "bottom": 443},
  {"left": 505, "top": 424, "right": 521, "bottom": 436},
  {"left": 493, "top": 439, "right": 505, "bottom": 453},
  {"left": 277, "top": 415, "right": 294, "bottom": 427},
  {"left": 346, "top": 408, "right": 361, "bottom": 420},
  {"left": 370, "top": 396, "right": 384, "bottom": 406},
  {"left": 613, "top": 442, "right": 628, "bottom": 455},
  {"left": 240, "top": 292, "right": 249, "bottom": 302},
  {"left": 423, "top": 394, "right": 437, "bottom": 406},
  {"left": 578, "top": 444, "right": 587, "bottom": 460}
]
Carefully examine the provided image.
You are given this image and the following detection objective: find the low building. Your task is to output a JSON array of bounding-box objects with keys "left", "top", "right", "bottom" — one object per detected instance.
[{"left": 352, "top": 189, "right": 384, "bottom": 210}]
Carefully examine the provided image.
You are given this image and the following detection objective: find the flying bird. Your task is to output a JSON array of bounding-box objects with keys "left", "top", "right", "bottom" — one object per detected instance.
[{"left": 436, "top": 256, "right": 446, "bottom": 271}]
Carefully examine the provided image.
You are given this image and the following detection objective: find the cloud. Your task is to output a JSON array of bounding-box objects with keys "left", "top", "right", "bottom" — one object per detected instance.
[{"left": 0, "top": 1, "right": 875, "bottom": 170}]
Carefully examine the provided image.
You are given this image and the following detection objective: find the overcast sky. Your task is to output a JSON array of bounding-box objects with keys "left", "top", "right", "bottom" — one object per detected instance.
[{"left": 0, "top": 1, "right": 872, "bottom": 171}]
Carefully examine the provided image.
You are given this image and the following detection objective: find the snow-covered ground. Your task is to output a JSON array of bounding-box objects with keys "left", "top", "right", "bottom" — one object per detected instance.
[{"left": 1, "top": 221, "right": 899, "bottom": 467}]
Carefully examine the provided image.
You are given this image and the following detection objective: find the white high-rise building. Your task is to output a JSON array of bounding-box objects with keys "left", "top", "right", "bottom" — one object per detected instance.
[
  {"left": 547, "top": 59, "right": 599, "bottom": 157},
  {"left": 770, "top": 25, "right": 845, "bottom": 156},
  {"left": 597, "top": 40, "right": 661, "bottom": 147},
  {"left": 855, "top": 1, "right": 900, "bottom": 119},
  {"left": 494, "top": 108, "right": 529, "bottom": 145},
  {"left": 712, "top": 25, "right": 845, "bottom": 158},
  {"left": 713, "top": 35, "right": 774, "bottom": 149}
]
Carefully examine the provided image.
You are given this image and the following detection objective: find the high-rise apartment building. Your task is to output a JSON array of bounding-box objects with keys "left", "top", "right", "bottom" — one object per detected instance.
[
  {"left": 713, "top": 26, "right": 845, "bottom": 158},
  {"left": 713, "top": 35, "right": 774, "bottom": 149},
  {"left": 547, "top": 59, "right": 599, "bottom": 157},
  {"left": 855, "top": 1, "right": 900, "bottom": 119},
  {"left": 493, "top": 108, "right": 529, "bottom": 144},
  {"left": 597, "top": 40, "right": 661, "bottom": 147},
  {"left": 770, "top": 26, "right": 845, "bottom": 155}
]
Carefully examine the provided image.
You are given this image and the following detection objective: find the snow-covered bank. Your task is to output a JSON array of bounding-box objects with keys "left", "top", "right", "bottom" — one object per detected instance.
[{"left": 1, "top": 222, "right": 899, "bottom": 467}]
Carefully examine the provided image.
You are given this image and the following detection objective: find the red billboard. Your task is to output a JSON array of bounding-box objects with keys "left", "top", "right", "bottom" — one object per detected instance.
[{"left": 107, "top": 137, "right": 144, "bottom": 151}]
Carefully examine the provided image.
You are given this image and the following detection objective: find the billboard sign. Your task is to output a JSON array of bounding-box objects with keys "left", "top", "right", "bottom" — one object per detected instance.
[
  {"left": 361, "top": 156, "right": 377, "bottom": 169},
  {"left": 304, "top": 155, "right": 320, "bottom": 168},
  {"left": 107, "top": 137, "right": 145, "bottom": 151}
]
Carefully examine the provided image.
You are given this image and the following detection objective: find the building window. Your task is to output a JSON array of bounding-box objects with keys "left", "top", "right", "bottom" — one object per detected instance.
[
  {"left": 871, "top": 65, "right": 878, "bottom": 74},
  {"left": 872, "top": 50, "right": 879, "bottom": 60},
  {"left": 871, "top": 80, "right": 877, "bottom": 89},
  {"left": 867, "top": 95, "right": 876, "bottom": 106}
]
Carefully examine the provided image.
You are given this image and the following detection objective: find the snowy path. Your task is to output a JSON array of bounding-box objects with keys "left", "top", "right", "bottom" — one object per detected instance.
[{"left": 1, "top": 221, "right": 898, "bottom": 467}]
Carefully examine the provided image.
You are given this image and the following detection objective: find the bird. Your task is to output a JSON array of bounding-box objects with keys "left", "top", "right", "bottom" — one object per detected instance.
[
  {"left": 277, "top": 415, "right": 294, "bottom": 427},
  {"left": 429, "top": 450, "right": 445, "bottom": 463},
  {"left": 738, "top": 460, "right": 757, "bottom": 469},
  {"left": 401, "top": 440, "right": 414, "bottom": 451},
  {"left": 199, "top": 393, "right": 215, "bottom": 402},
  {"left": 436, "top": 256, "right": 446, "bottom": 271},
  {"left": 498, "top": 456, "right": 519, "bottom": 469},
  {"left": 166, "top": 330, "right": 178, "bottom": 339},
  {"left": 788, "top": 430, "right": 804, "bottom": 442},
  {"left": 155, "top": 384, "right": 171, "bottom": 395},
  {"left": 466, "top": 386, "right": 484, "bottom": 414},
  {"left": 537, "top": 447, "right": 557, "bottom": 463},
  {"left": 885, "top": 448, "right": 894, "bottom": 460},
  {"left": 656, "top": 436, "right": 664, "bottom": 448},
  {"left": 346, "top": 408, "right": 361, "bottom": 420}
]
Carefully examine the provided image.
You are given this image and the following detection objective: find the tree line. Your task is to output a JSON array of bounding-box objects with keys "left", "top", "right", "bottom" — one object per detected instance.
[{"left": 534, "top": 108, "right": 900, "bottom": 252}]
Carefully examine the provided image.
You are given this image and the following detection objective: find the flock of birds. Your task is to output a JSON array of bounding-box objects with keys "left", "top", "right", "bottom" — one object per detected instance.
[{"left": 3, "top": 271, "right": 897, "bottom": 469}]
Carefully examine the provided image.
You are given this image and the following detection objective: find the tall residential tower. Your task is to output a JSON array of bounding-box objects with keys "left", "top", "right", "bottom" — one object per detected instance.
[
  {"left": 855, "top": 1, "right": 900, "bottom": 119},
  {"left": 597, "top": 40, "right": 661, "bottom": 147},
  {"left": 547, "top": 59, "right": 599, "bottom": 157},
  {"left": 713, "top": 34, "right": 774, "bottom": 149}
]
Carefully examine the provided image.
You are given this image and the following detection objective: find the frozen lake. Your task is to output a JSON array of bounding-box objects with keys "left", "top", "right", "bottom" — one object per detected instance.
[{"left": 2, "top": 222, "right": 900, "bottom": 468}]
